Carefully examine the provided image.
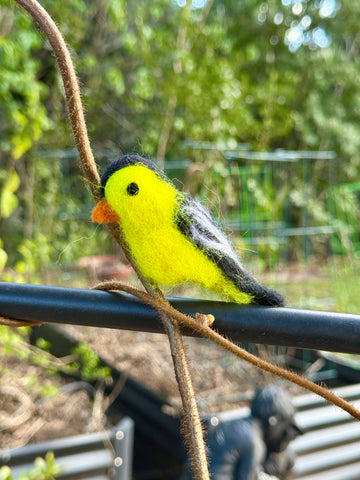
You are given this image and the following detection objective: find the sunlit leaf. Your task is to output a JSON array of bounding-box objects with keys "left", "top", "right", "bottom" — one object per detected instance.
[{"left": 0, "top": 170, "right": 19, "bottom": 218}]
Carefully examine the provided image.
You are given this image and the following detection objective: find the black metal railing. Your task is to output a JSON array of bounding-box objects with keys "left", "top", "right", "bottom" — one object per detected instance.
[{"left": 1, "top": 282, "right": 359, "bottom": 353}]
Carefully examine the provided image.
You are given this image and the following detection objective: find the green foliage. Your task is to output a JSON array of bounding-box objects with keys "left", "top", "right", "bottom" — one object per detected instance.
[
  {"left": 0, "top": 1, "right": 50, "bottom": 159},
  {"left": 0, "top": 325, "right": 31, "bottom": 358},
  {"left": 0, "top": 0, "right": 360, "bottom": 276},
  {"left": 0, "top": 153, "right": 113, "bottom": 283},
  {"left": 1, "top": 0, "right": 360, "bottom": 162},
  {"left": 0, "top": 452, "right": 61, "bottom": 480},
  {"left": 71, "top": 342, "right": 111, "bottom": 381},
  {"left": 328, "top": 183, "right": 360, "bottom": 256},
  {"left": 0, "top": 326, "right": 61, "bottom": 398},
  {"left": 0, "top": 169, "right": 19, "bottom": 218},
  {"left": 0, "top": 238, "right": 8, "bottom": 272},
  {"left": 0, "top": 168, "right": 20, "bottom": 272},
  {"left": 0, "top": 325, "right": 110, "bottom": 389},
  {"left": 283, "top": 257, "right": 360, "bottom": 313},
  {"left": 15, "top": 234, "right": 54, "bottom": 280}
]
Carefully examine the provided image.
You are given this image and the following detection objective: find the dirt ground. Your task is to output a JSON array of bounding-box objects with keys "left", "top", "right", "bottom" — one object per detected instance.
[{"left": 0, "top": 319, "right": 297, "bottom": 450}]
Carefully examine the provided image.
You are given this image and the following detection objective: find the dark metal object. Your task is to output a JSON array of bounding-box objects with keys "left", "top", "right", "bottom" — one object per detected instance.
[
  {"left": 113, "top": 417, "right": 134, "bottom": 480},
  {"left": 1, "top": 282, "right": 360, "bottom": 353},
  {"left": 203, "top": 383, "right": 360, "bottom": 480},
  {"left": 0, "top": 417, "right": 134, "bottom": 480}
]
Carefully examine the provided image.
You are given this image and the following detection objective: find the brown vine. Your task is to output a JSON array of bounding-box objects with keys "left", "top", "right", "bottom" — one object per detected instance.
[
  {"left": 12, "top": 1, "right": 209, "bottom": 477},
  {"left": 94, "top": 280, "right": 360, "bottom": 422}
]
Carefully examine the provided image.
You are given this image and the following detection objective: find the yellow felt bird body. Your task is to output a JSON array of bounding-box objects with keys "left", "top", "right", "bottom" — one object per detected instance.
[{"left": 92, "top": 155, "right": 284, "bottom": 307}]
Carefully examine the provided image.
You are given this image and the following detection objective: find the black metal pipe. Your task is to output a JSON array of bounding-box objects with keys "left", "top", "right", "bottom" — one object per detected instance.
[{"left": 0, "top": 282, "right": 359, "bottom": 353}]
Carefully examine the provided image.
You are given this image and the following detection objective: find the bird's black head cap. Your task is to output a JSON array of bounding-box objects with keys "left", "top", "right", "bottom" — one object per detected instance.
[{"left": 100, "top": 154, "right": 165, "bottom": 196}]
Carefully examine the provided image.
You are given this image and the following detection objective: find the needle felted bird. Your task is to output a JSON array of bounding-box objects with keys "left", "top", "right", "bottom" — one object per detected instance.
[{"left": 91, "top": 154, "right": 284, "bottom": 307}]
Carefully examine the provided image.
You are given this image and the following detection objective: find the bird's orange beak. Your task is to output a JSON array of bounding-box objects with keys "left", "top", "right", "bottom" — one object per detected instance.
[{"left": 91, "top": 199, "right": 120, "bottom": 223}]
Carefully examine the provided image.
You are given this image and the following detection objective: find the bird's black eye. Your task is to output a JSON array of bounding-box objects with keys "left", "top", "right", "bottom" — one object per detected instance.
[{"left": 126, "top": 182, "right": 139, "bottom": 196}]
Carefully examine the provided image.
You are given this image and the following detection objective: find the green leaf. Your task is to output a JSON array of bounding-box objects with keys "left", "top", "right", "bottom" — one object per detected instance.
[
  {"left": 0, "top": 465, "right": 13, "bottom": 480},
  {"left": 0, "top": 247, "right": 7, "bottom": 272},
  {"left": 0, "top": 170, "right": 20, "bottom": 218}
]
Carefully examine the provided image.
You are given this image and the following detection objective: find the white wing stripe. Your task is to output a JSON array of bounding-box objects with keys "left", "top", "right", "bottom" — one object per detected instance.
[{"left": 184, "top": 201, "right": 245, "bottom": 273}]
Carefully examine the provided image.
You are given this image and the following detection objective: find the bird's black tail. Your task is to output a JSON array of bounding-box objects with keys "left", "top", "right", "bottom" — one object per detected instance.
[
  {"left": 215, "top": 254, "right": 285, "bottom": 307},
  {"left": 235, "top": 271, "right": 285, "bottom": 307}
]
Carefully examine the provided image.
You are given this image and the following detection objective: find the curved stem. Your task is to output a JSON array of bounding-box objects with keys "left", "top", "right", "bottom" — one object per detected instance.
[
  {"left": 160, "top": 310, "right": 209, "bottom": 478},
  {"left": 12, "top": 2, "right": 209, "bottom": 477},
  {"left": 94, "top": 281, "right": 360, "bottom": 422},
  {"left": 0, "top": 315, "right": 43, "bottom": 327}
]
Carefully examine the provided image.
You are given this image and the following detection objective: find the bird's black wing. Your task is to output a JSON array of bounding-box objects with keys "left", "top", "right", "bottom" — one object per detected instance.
[{"left": 175, "top": 194, "right": 284, "bottom": 307}]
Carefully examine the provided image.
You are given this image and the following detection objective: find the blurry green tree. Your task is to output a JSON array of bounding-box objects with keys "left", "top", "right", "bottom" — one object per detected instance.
[{"left": 0, "top": 0, "right": 359, "bottom": 274}]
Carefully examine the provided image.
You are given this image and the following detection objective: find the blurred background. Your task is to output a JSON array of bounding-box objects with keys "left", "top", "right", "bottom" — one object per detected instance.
[
  {"left": 0, "top": 0, "right": 360, "bottom": 469},
  {"left": 1, "top": 0, "right": 360, "bottom": 311}
]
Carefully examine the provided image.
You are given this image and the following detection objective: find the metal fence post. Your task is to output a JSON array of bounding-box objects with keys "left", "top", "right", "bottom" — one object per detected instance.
[{"left": 113, "top": 417, "right": 134, "bottom": 480}]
